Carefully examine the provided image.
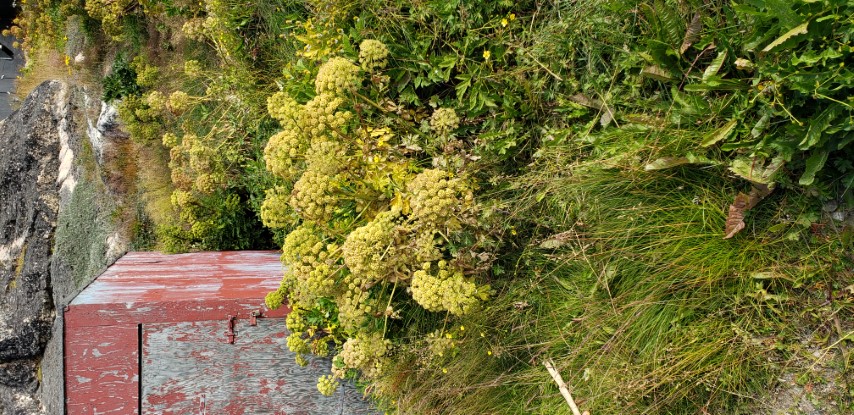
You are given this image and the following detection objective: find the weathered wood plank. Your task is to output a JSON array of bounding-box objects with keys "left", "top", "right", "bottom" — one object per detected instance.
[
  {"left": 65, "top": 299, "right": 290, "bottom": 328},
  {"left": 142, "top": 318, "right": 377, "bottom": 415},
  {"left": 65, "top": 325, "right": 138, "bottom": 415},
  {"left": 70, "top": 251, "right": 286, "bottom": 306}
]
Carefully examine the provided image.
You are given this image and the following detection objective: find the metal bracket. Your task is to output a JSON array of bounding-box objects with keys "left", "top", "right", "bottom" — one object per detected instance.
[
  {"left": 225, "top": 315, "right": 236, "bottom": 344},
  {"left": 249, "top": 310, "right": 260, "bottom": 326}
]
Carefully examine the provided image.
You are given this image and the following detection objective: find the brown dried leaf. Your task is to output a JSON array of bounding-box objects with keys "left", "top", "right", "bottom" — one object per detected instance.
[
  {"left": 567, "top": 93, "right": 603, "bottom": 110},
  {"left": 747, "top": 183, "right": 773, "bottom": 209},
  {"left": 724, "top": 192, "right": 750, "bottom": 239},
  {"left": 680, "top": 14, "right": 703, "bottom": 55}
]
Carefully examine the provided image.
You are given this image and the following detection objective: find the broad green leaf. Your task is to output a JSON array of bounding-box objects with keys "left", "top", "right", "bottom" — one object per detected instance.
[
  {"left": 703, "top": 50, "right": 727, "bottom": 81},
  {"left": 764, "top": 0, "right": 803, "bottom": 29},
  {"left": 455, "top": 73, "right": 472, "bottom": 101},
  {"left": 751, "top": 113, "right": 772, "bottom": 138},
  {"left": 799, "top": 149, "right": 829, "bottom": 185},
  {"left": 762, "top": 22, "right": 809, "bottom": 53},
  {"left": 837, "top": 132, "right": 854, "bottom": 150},
  {"left": 684, "top": 76, "right": 746, "bottom": 92},
  {"left": 799, "top": 105, "right": 840, "bottom": 150},
  {"left": 701, "top": 119, "right": 737, "bottom": 147},
  {"left": 721, "top": 141, "right": 756, "bottom": 151}
]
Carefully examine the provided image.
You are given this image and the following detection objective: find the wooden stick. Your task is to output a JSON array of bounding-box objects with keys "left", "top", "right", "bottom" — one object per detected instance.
[{"left": 544, "top": 358, "right": 584, "bottom": 415}]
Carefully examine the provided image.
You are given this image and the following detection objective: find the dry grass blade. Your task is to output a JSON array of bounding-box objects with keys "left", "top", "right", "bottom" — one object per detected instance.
[{"left": 544, "top": 358, "right": 584, "bottom": 415}]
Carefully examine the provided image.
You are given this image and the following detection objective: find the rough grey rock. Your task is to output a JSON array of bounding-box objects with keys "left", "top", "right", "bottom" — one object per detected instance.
[
  {"left": 0, "top": 81, "right": 129, "bottom": 415},
  {"left": 0, "top": 81, "right": 67, "bottom": 415}
]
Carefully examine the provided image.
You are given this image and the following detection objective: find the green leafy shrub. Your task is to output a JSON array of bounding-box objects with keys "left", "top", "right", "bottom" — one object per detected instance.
[{"left": 102, "top": 55, "right": 141, "bottom": 102}]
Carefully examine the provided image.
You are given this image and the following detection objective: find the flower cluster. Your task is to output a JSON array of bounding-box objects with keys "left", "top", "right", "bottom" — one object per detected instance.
[
  {"left": 410, "top": 261, "right": 481, "bottom": 316},
  {"left": 162, "top": 132, "right": 179, "bottom": 148},
  {"left": 183, "top": 60, "right": 203, "bottom": 77},
  {"left": 286, "top": 309, "right": 306, "bottom": 332},
  {"left": 300, "top": 93, "right": 352, "bottom": 139},
  {"left": 264, "top": 130, "right": 305, "bottom": 180},
  {"left": 287, "top": 332, "right": 311, "bottom": 355},
  {"left": 181, "top": 18, "right": 208, "bottom": 41},
  {"left": 317, "top": 374, "right": 339, "bottom": 396},
  {"left": 194, "top": 173, "right": 221, "bottom": 194},
  {"left": 358, "top": 39, "right": 389, "bottom": 72},
  {"left": 407, "top": 169, "right": 474, "bottom": 231},
  {"left": 305, "top": 138, "right": 346, "bottom": 176},
  {"left": 289, "top": 170, "right": 340, "bottom": 224},
  {"left": 260, "top": 186, "right": 294, "bottom": 229},
  {"left": 334, "top": 333, "right": 392, "bottom": 379},
  {"left": 168, "top": 91, "right": 191, "bottom": 114},
  {"left": 280, "top": 225, "right": 338, "bottom": 304},
  {"left": 259, "top": 49, "right": 490, "bottom": 390},
  {"left": 267, "top": 91, "right": 302, "bottom": 129},
  {"left": 315, "top": 57, "right": 360, "bottom": 95},
  {"left": 342, "top": 208, "right": 402, "bottom": 288},
  {"left": 84, "top": 0, "right": 135, "bottom": 38},
  {"left": 135, "top": 64, "right": 159, "bottom": 89},
  {"left": 430, "top": 108, "right": 461, "bottom": 137},
  {"left": 336, "top": 286, "right": 374, "bottom": 330},
  {"left": 145, "top": 91, "right": 166, "bottom": 113},
  {"left": 264, "top": 285, "right": 286, "bottom": 310}
]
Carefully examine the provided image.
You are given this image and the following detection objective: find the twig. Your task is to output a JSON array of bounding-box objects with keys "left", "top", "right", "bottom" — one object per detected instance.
[{"left": 543, "top": 358, "right": 584, "bottom": 415}]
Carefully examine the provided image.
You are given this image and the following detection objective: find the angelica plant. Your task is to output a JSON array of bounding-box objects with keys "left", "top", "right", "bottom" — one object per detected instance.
[{"left": 261, "top": 43, "right": 490, "bottom": 389}]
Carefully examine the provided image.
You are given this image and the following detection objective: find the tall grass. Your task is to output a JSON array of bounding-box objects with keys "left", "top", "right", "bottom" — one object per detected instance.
[{"left": 381, "top": 129, "right": 849, "bottom": 413}]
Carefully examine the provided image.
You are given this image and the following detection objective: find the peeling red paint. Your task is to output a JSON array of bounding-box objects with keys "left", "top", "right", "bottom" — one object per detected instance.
[
  {"left": 65, "top": 251, "right": 376, "bottom": 415},
  {"left": 64, "top": 251, "right": 287, "bottom": 415}
]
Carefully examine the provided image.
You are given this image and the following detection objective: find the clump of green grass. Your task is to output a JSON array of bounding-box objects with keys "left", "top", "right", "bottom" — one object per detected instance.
[{"left": 380, "top": 130, "right": 849, "bottom": 413}]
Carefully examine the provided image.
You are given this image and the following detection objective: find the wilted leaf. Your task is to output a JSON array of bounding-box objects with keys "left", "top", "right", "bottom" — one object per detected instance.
[
  {"left": 641, "top": 65, "right": 674, "bottom": 82},
  {"left": 701, "top": 119, "right": 737, "bottom": 147},
  {"left": 730, "top": 156, "right": 785, "bottom": 185},
  {"left": 723, "top": 183, "right": 773, "bottom": 239},
  {"left": 724, "top": 192, "right": 750, "bottom": 239},
  {"left": 539, "top": 231, "right": 575, "bottom": 249},
  {"left": 762, "top": 22, "right": 808, "bottom": 53},
  {"left": 567, "top": 93, "right": 603, "bottom": 110},
  {"left": 680, "top": 14, "right": 703, "bottom": 55},
  {"left": 600, "top": 107, "right": 615, "bottom": 127},
  {"left": 734, "top": 58, "right": 754, "bottom": 71},
  {"left": 645, "top": 153, "right": 716, "bottom": 171}
]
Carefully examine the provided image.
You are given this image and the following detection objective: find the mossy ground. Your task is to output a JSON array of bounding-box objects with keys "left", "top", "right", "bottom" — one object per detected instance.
[{"left": 53, "top": 139, "right": 120, "bottom": 289}]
